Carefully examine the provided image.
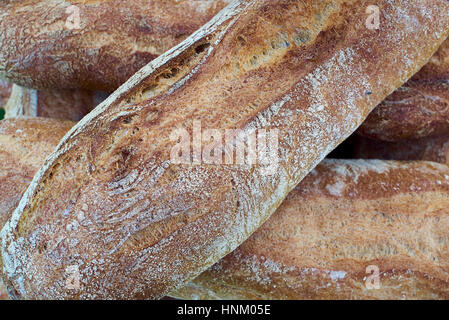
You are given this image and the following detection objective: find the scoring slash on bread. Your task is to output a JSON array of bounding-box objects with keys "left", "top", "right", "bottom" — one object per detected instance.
[
  {"left": 357, "top": 39, "right": 449, "bottom": 141},
  {"left": 2, "top": 121, "right": 449, "bottom": 300},
  {"left": 0, "top": 0, "right": 231, "bottom": 91},
  {"left": 172, "top": 159, "right": 449, "bottom": 300},
  {"left": 3, "top": 84, "right": 108, "bottom": 122},
  {"left": 1, "top": 0, "right": 448, "bottom": 299}
]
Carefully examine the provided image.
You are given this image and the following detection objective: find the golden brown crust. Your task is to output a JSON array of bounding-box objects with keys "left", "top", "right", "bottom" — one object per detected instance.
[
  {"left": 412, "top": 37, "right": 449, "bottom": 81},
  {"left": 0, "top": 118, "right": 75, "bottom": 229},
  {"left": 357, "top": 79, "right": 449, "bottom": 141},
  {"left": 0, "top": 117, "right": 74, "bottom": 300},
  {"left": 172, "top": 159, "right": 449, "bottom": 300},
  {"left": 0, "top": 0, "right": 231, "bottom": 91},
  {"left": 356, "top": 38, "right": 449, "bottom": 142},
  {"left": 1, "top": 0, "right": 447, "bottom": 300},
  {"left": 1, "top": 123, "right": 448, "bottom": 300},
  {"left": 353, "top": 134, "right": 449, "bottom": 164},
  {"left": 4, "top": 84, "right": 108, "bottom": 121}
]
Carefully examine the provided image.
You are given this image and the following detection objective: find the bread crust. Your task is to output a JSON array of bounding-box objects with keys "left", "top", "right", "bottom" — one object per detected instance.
[
  {"left": 1, "top": 0, "right": 447, "bottom": 300},
  {"left": 4, "top": 84, "right": 108, "bottom": 121},
  {"left": 172, "top": 159, "right": 449, "bottom": 300},
  {"left": 1, "top": 124, "right": 448, "bottom": 300},
  {"left": 0, "top": 0, "right": 231, "bottom": 91},
  {"left": 412, "top": 37, "right": 449, "bottom": 81},
  {"left": 0, "top": 117, "right": 75, "bottom": 235},
  {"left": 0, "top": 117, "right": 74, "bottom": 300},
  {"left": 356, "top": 39, "right": 449, "bottom": 141},
  {"left": 357, "top": 79, "right": 449, "bottom": 141},
  {"left": 0, "top": 78, "right": 12, "bottom": 110}
]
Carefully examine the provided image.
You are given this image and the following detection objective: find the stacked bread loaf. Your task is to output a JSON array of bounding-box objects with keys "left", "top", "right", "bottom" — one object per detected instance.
[{"left": 0, "top": 0, "right": 448, "bottom": 300}]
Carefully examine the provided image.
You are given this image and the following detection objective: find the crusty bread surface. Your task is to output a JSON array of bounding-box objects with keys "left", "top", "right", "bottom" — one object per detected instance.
[
  {"left": 0, "top": 78, "right": 11, "bottom": 110},
  {"left": 357, "top": 79, "right": 449, "bottom": 141},
  {"left": 0, "top": 0, "right": 231, "bottom": 91},
  {"left": 2, "top": 124, "right": 449, "bottom": 300},
  {"left": 172, "top": 159, "right": 449, "bottom": 300},
  {"left": 356, "top": 39, "right": 449, "bottom": 141},
  {"left": 0, "top": 118, "right": 75, "bottom": 229},
  {"left": 1, "top": 0, "right": 448, "bottom": 300}
]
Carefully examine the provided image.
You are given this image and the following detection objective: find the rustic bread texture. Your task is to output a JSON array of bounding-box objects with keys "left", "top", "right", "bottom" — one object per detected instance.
[
  {"left": 1, "top": 122, "right": 448, "bottom": 300},
  {"left": 0, "top": 0, "right": 231, "bottom": 91},
  {"left": 4, "top": 84, "right": 108, "bottom": 121},
  {"left": 1, "top": 0, "right": 447, "bottom": 300},
  {"left": 356, "top": 39, "right": 449, "bottom": 141},
  {"left": 356, "top": 79, "right": 449, "bottom": 141},
  {"left": 412, "top": 37, "right": 449, "bottom": 82},
  {"left": 172, "top": 159, "right": 449, "bottom": 300},
  {"left": 0, "top": 118, "right": 75, "bottom": 230},
  {"left": 0, "top": 78, "right": 12, "bottom": 110},
  {"left": 353, "top": 134, "right": 449, "bottom": 164},
  {"left": 0, "top": 117, "right": 74, "bottom": 300}
]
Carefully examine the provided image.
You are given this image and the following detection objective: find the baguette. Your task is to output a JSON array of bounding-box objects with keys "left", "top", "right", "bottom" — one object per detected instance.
[
  {"left": 353, "top": 134, "right": 449, "bottom": 165},
  {"left": 356, "top": 39, "right": 449, "bottom": 141},
  {"left": 1, "top": 0, "right": 447, "bottom": 300},
  {"left": 4, "top": 84, "right": 108, "bottom": 121},
  {"left": 172, "top": 159, "right": 449, "bottom": 300},
  {"left": 1, "top": 123, "right": 448, "bottom": 300},
  {"left": 0, "top": 0, "right": 231, "bottom": 91}
]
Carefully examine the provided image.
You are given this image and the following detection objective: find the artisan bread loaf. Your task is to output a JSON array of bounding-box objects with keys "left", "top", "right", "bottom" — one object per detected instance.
[
  {"left": 353, "top": 134, "right": 449, "bottom": 164},
  {"left": 1, "top": 122, "right": 448, "bottom": 299},
  {"left": 4, "top": 84, "right": 108, "bottom": 121},
  {"left": 172, "top": 159, "right": 449, "bottom": 300},
  {"left": 0, "top": 0, "right": 231, "bottom": 91},
  {"left": 356, "top": 39, "right": 449, "bottom": 141},
  {"left": 1, "top": 0, "right": 448, "bottom": 300}
]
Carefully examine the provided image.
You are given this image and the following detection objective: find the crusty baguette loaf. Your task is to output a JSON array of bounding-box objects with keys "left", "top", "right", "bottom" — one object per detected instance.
[
  {"left": 0, "top": 0, "right": 231, "bottom": 91},
  {"left": 353, "top": 134, "right": 449, "bottom": 164},
  {"left": 1, "top": 122, "right": 448, "bottom": 300},
  {"left": 356, "top": 39, "right": 449, "bottom": 141},
  {"left": 4, "top": 84, "right": 108, "bottom": 121},
  {"left": 171, "top": 159, "right": 449, "bottom": 300},
  {"left": 1, "top": 0, "right": 447, "bottom": 300}
]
